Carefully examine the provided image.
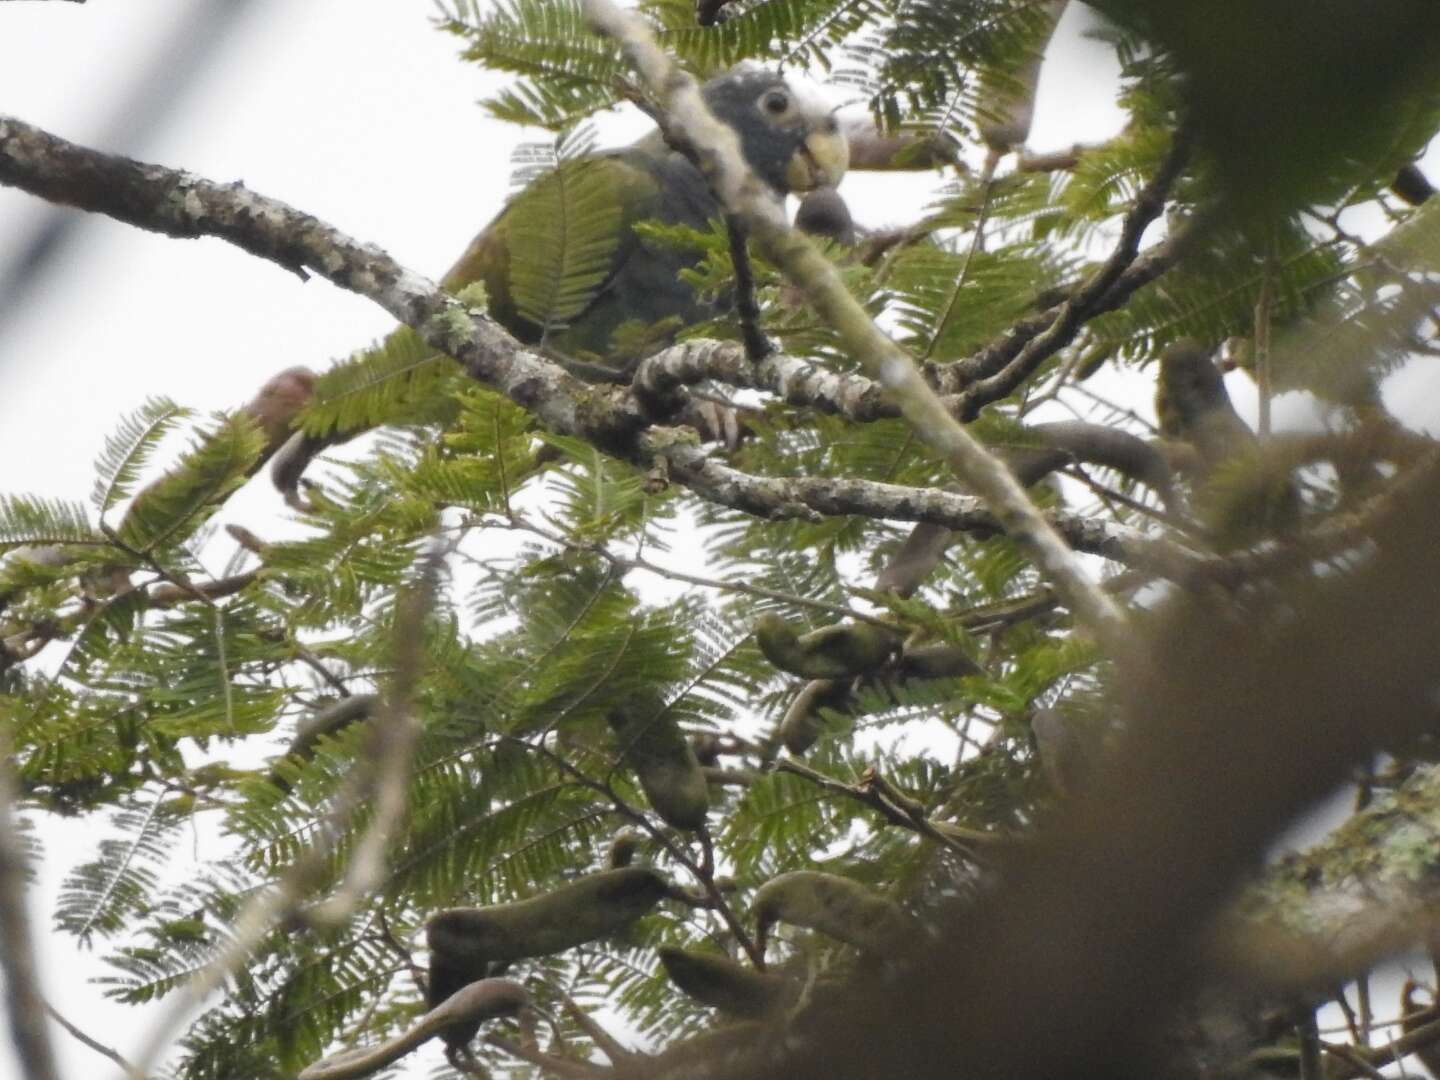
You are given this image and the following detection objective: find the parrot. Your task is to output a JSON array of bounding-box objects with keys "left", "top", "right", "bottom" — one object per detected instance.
[
  {"left": 1154, "top": 340, "right": 1299, "bottom": 543},
  {"left": 451, "top": 64, "right": 850, "bottom": 360},
  {"left": 1153, "top": 340, "right": 1256, "bottom": 469},
  {"left": 270, "top": 65, "right": 849, "bottom": 505}
]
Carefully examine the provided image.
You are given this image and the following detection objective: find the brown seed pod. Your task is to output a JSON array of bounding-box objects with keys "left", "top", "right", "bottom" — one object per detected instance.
[
  {"left": 752, "top": 870, "right": 914, "bottom": 962},
  {"left": 976, "top": 0, "right": 1068, "bottom": 152},
  {"left": 266, "top": 695, "right": 381, "bottom": 792},
  {"left": 658, "top": 946, "right": 790, "bottom": 1017},
  {"left": 778, "top": 678, "right": 854, "bottom": 755},
  {"left": 609, "top": 692, "right": 710, "bottom": 831},
  {"left": 426, "top": 867, "right": 669, "bottom": 1045},
  {"left": 754, "top": 615, "right": 900, "bottom": 680},
  {"left": 896, "top": 640, "right": 982, "bottom": 681},
  {"left": 298, "top": 978, "right": 529, "bottom": 1080},
  {"left": 606, "top": 827, "right": 643, "bottom": 869}
]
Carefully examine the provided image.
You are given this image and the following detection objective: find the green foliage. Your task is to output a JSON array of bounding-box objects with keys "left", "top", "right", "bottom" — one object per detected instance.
[
  {"left": 7, "top": 3, "right": 1440, "bottom": 1079},
  {"left": 301, "top": 328, "right": 466, "bottom": 439},
  {"left": 506, "top": 130, "right": 627, "bottom": 339},
  {"left": 115, "top": 413, "right": 266, "bottom": 554},
  {"left": 0, "top": 493, "right": 98, "bottom": 548},
  {"left": 90, "top": 396, "right": 191, "bottom": 516}
]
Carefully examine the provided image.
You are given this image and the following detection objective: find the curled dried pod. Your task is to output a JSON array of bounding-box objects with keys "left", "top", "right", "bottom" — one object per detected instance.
[
  {"left": 606, "top": 827, "right": 643, "bottom": 869},
  {"left": 977, "top": 0, "right": 1068, "bottom": 153},
  {"left": 752, "top": 870, "right": 913, "bottom": 962},
  {"left": 778, "top": 678, "right": 853, "bottom": 755},
  {"left": 658, "top": 946, "right": 789, "bottom": 1017},
  {"left": 426, "top": 867, "right": 669, "bottom": 1045},
  {"left": 896, "top": 640, "right": 982, "bottom": 681},
  {"left": 754, "top": 615, "right": 900, "bottom": 680},
  {"left": 298, "top": 978, "right": 529, "bottom": 1080},
  {"left": 267, "top": 695, "right": 380, "bottom": 792},
  {"left": 241, "top": 366, "right": 317, "bottom": 462},
  {"left": 287, "top": 695, "right": 380, "bottom": 761},
  {"left": 608, "top": 692, "right": 710, "bottom": 831}
]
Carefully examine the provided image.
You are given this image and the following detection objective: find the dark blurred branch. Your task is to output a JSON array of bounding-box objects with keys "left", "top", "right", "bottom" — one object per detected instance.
[
  {"left": 0, "top": 725, "right": 62, "bottom": 1080},
  {"left": 953, "top": 130, "right": 1193, "bottom": 419},
  {"left": 0, "top": 0, "right": 267, "bottom": 351}
]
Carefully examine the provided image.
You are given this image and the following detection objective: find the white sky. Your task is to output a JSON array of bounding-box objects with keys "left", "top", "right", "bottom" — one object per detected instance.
[{"left": 1, "top": 2, "right": 1434, "bottom": 1078}]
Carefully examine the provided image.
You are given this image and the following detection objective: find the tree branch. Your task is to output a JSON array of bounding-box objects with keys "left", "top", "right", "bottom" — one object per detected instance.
[
  {"left": 581, "top": 0, "right": 1132, "bottom": 656},
  {"left": 0, "top": 114, "right": 1215, "bottom": 602}
]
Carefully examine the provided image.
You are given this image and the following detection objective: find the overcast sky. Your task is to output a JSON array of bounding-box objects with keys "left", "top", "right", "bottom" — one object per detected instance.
[{"left": 3, "top": 2, "right": 1433, "bottom": 1078}]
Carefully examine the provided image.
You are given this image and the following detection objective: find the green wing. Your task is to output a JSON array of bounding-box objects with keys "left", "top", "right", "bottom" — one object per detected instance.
[{"left": 444, "top": 148, "right": 720, "bottom": 360}]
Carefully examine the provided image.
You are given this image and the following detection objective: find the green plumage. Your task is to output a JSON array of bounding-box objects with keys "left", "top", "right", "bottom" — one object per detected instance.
[
  {"left": 447, "top": 146, "right": 716, "bottom": 356},
  {"left": 445, "top": 66, "right": 849, "bottom": 362}
]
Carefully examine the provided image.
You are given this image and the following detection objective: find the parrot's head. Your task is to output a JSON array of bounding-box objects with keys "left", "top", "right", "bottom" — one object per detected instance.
[
  {"left": 700, "top": 66, "right": 849, "bottom": 196},
  {"left": 1155, "top": 340, "right": 1228, "bottom": 435}
]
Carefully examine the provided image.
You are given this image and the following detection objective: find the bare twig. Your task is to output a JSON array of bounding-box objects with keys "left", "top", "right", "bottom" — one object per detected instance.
[
  {"left": 774, "top": 758, "right": 999, "bottom": 856},
  {"left": 510, "top": 735, "right": 766, "bottom": 968},
  {"left": 494, "top": 510, "right": 893, "bottom": 627},
  {"left": 46, "top": 1001, "right": 133, "bottom": 1071}
]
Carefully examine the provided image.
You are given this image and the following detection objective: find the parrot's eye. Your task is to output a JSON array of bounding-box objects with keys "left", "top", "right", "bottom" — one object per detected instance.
[{"left": 759, "top": 89, "right": 792, "bottom": 117}]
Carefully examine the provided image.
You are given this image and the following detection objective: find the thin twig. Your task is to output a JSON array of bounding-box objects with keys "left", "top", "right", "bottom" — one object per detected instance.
[
  {"left": 774, "top": 758, "right": 999, "bottom": 856},
  {"left": 726, "top": 216, "right": 774, "bottom": 361},
  {"left": 508, "top": 735, "right": 766, "bottom": 968},
  {"left": 493, "top": 510, "right": 893, "bottom": 627},
  {"left": 46, "top": 1001, "right": 133, "bottom": 1070}
]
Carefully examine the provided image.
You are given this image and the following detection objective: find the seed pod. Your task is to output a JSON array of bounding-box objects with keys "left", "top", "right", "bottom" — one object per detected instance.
[
  {"left": 659, "top": 947, "right": 789, "bottom": 1017},
  {"left": 753, "top": 870, "right": 913, "bottom": 961},
  {"left": 267, "top": 695, "right": 381, "bottom": 793},
  {"left": 778, "top": 678, "right": 853, "bottom": 755},
  {"left": 426, "top": 866, "right": 668, "bottom": 1044},
  {"left": 897, "top": 641, "right": 982, "bottom": 681},
  {"left": 298, "top": 978, "right": 529, "bottom": 1080},
  {"left": 609, "top": 692, "right": 710, "bottom": 831},
  {"left": 287, "top": 695, "right": 381, "bottom": 761},
  {"left": 754, "top": 615, "right": 899, "bottom": 680},
  {"left": 606, "top": 827, "right": 643, "bottom": 869}
]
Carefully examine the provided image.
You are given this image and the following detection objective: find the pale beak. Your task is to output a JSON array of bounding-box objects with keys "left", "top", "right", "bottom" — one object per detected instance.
[{"left": 785, "top": 118, "right": 850, "bottom": 192}]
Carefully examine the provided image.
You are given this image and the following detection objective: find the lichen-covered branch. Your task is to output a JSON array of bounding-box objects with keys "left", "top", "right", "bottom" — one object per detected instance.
[
  {"left": 0, "top": 114, "right": 647, "bottom": 457},
  {"left": 1221, "top": 761, "right": 1440, "bottom": 994},
  {"left": 657, "top": 439, "right": 1198, "bottom": 578},
  {"left": 0, "top": 114, "right": 1182, "bottom": 589}
]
